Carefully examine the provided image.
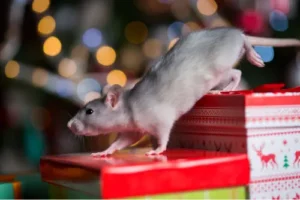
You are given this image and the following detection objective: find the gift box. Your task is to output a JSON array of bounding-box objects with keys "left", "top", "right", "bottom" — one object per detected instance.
[
  {"left": 0, "top": 172, "right": 50, "bottom": 199},
  {"left": 40, "top": 148, "right": 250, "bottom": 199},
  {"left": 173, "top": 83, "right": 300, "bottom": 129},
  {"left": 168, "top": 83, "right": 300, "bottom": 199}
]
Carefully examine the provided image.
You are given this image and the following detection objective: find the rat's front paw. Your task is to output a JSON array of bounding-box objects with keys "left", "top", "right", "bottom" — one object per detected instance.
[
  {"left": 145, "top": 147, "right": 166, "bottom": 155},
  {"left": 91, "top": 150, "right": 114, "bottom": 157}
]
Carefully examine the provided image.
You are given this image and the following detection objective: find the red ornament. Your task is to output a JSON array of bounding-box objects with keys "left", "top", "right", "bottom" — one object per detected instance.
[
  {"left": 283, "top": 140, "right": 288, "bottom": 145},
  {"left": 239, "top": 10, "right": 264, "bottom": 34}
]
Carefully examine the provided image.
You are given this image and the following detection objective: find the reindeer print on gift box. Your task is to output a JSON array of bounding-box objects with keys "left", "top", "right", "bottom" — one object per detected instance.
[
  {"left": 293, "top": 150, "right": 300, "bottom": 167},
  {"left": 252, "top": 143, "right": 278, "bottom": 170}
]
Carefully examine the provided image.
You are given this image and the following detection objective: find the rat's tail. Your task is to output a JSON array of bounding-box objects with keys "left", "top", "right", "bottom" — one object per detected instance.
[{"left": 246, "top": 35, "right": 300, "bottom": 47}]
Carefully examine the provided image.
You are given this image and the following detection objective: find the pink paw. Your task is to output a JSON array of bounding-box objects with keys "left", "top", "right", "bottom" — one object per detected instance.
[
  {"left": 145, "top": 148, "right": 166, "bottom": 155},
  {"left": 91, "top": 150, "right": 114, "bottom": 157},
  {"left": 247, "top": 50, "right": 265, "bottom": 67}
]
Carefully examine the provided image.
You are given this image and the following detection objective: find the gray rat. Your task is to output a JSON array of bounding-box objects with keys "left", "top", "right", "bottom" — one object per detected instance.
[{"left": 68, "top": 27, "right": 300, "bottom": 156}]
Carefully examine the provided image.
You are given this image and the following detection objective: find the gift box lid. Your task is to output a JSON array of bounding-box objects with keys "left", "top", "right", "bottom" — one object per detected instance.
[
  {"left": 177, "top": 84, "right": 300, "bottom": 128},
  {"left": 40, "top": 148, "right": 249, "bottom": 199},
  {"left": 198, "top": 84, "right": 300, "bottom": 107}
]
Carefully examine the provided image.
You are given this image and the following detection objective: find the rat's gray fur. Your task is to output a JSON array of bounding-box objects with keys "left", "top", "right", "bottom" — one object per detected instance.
[{"left": 68, "top": 27, "right": 300, "bottom": 156}]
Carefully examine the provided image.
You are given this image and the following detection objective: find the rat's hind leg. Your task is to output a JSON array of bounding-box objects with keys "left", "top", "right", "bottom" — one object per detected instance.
[
  {"left": 217, "top": 69, "right": 242, "bottom": 91},
  {"left": 242, "top": 34, "right": 265, "bottom": 67},
  {"left": 91, "top": 132, "right": 142, "bottom": 157}
]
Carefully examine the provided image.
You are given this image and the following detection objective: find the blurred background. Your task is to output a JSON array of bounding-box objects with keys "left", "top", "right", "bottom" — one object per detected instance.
[{"left": 1, "top": 0, "right": 300, "bottom": 175}]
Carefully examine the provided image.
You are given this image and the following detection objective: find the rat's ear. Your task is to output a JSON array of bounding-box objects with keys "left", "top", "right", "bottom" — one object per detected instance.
[
  {"left": 101, "top": 84, "right": 111, "bottom": 96},
  {"left": 104, "top": 84, "right": 123, "bottom": 109}
]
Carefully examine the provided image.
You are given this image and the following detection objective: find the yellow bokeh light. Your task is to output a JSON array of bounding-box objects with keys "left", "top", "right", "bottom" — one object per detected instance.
[
  {"left": 197, "top": 0, "right": 218, "bottom": 16},
  {"left": 106, "top": 70, "right": 127, "bottom": 87},
  {"left": 38, "top": 15, "right": 56, "bottom": 35},
  {"left": 142, "top": 39, "right": 162, "bottom": 59},
  {"left": 168, "top": 38, "right": 179, "bottom": 50},
  {"left": 125, "top": 21, "right": 148, "bottom": 44},
  {"left": 5, "top": 60, "right": 20, "bottom": 78},
  {"left": 96, "top": 46, "right": 116, "bottom": 66},
  {"left": 84, "top": 91, "right": 101, "bottom": 104},
  {"left": 210, "top": 18, "right": 230, "bottom": 28},
  {"left": 43, "top": 36, "right": 62, "bottom": 56},
  {"left": 58, "top": 58, "right": 77, "bottom": 78},
  {"left": 32, "top": 68, "right": 48, "bottom": 87},
  {"left": 185, "top": 21, "right": 201, "bottom": 31},
  {"left": 32, "top": 0, "right": 50, "bottom": 13}
]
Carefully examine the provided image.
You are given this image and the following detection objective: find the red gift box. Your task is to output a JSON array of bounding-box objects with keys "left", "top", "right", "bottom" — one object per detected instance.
[
  {"left": 40, "top": 148, "right": 249, "bottom": 199},
  {"left": 169, "top": 83, "right": 300, "bottom": 199}
]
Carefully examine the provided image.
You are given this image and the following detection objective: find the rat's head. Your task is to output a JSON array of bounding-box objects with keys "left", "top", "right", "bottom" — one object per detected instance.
[{"left": 67, "top": 84, "right": 130, "bottom": 136}]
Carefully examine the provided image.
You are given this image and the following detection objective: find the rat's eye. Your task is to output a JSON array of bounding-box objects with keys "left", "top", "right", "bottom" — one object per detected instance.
[{"left": 86, "top": 109, "right": 94, "bottom": 115}]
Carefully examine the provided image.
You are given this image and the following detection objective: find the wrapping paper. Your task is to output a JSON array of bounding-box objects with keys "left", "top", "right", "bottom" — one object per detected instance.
[
  {"left": 40, "top": 148, "right": 249, "bottom": 199},
  {"left": 169, "top": 127, "right": 300, "bottom": 181},
  {"left": 177, "top": 83, "right": 300, "bottom": 129}
]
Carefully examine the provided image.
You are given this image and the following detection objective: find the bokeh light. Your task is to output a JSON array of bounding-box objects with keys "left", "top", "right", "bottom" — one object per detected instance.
[
  {"left": 210, "top": 18, "right": 230, "bottom": 28},
  {"left": 197, "top": 0, "right": 218, "bottom": 16},
  {"left": 38, "top": 15, "right": 56, "bottom": 35},
  {"left": 32, "top": 68, "right": 48, "bottom": 87},
  {"left": 84, "top": 91, "right": 101, "bottom": 104},
  {"left": 32, "top": 0, "right": 50, "bottom": 13},
  {"left": 58, "top": 58, "right": 77, "bottom": 78},
  {"left": 240, "top": 10, "right": 264, "bottom": 34},
  {"left": 270, "top": 0, "right": 290, "bottom": 14},
  {"left": 82, "top": 28, "right": 102, "bottom": 49},
  {"left": 125, "top": 21, "right": 148, "bottom": 44},
  {"left": 167, "top": 21, "right": 187, "bottom": 40},
  {"left": 185, "top": 21, "right": 201, "bottom": 31},
  {"left": 254, "top": 46, "right": 274, "bottom": 63},
  {"left": 269, "top": 10, "right": 288, "bottom": 32},
  {"left": 106, "top": 70, "right": 127, "bottom": 87},
  {"left": 56, "top": 79, "right": 76, "bottom": 97},
  {"left": 168, "top": 37, "right": 179, "bottom": 50},
  {"left": 77, "top": 78, "right": 101, "bottom": 101},
  {"left": 43, "top": 36, "right": 62, "bottom": 56},
  {"left": 5, "top": 60, "right": 20, "bottom": 79},
  {"left": 95, "top": 46, "right": 116, "bottom": 66},
  {"left": 142, "top": 39, "right": 163, "bottom": 59}
]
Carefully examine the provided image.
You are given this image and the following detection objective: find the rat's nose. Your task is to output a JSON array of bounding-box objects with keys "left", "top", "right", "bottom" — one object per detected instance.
[{"left": 67, "top": 120, "right": 78, "bottom": 133}]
